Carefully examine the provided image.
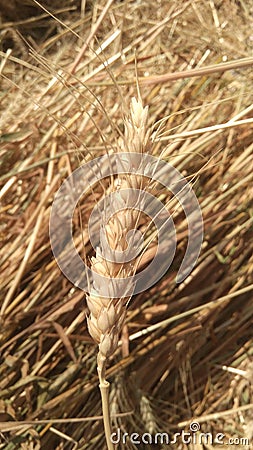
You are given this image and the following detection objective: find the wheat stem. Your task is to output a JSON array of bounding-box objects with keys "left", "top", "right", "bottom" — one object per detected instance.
[{"left": 98, "top": 357, "right": 114, "bottom": 450}]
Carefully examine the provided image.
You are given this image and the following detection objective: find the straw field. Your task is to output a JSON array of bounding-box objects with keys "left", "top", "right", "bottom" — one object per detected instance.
[{"left": 0, "top": 0, "right": 253, "bottom": 449}]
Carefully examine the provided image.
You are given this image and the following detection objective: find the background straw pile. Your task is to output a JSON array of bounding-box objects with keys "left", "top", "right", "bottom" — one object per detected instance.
[{"left": 0, "top": 1, "right": 252, "bottom": 449}]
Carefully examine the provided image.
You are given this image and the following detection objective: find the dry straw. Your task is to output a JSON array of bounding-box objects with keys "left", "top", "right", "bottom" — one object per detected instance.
[{"left": 0, "top": 0, "right": 253, "bottom": 449}]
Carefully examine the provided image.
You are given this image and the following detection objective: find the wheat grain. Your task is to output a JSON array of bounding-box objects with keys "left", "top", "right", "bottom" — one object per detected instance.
[
  {"left": 86, "top": 96, "right": 151, "bottom": 449},
  {"left": 87, "top": 96, "right": 151, "bottom": 371}
]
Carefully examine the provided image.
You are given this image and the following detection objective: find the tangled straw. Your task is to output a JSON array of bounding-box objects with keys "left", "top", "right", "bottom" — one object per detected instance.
[{"left": 86, "top": 96, "right": 151, "bottom": 449}]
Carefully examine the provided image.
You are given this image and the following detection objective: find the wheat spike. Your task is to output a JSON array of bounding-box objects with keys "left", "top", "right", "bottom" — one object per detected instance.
[
  {"left": 140, "top": 394, "right": 157, "bottom": 435},
  {"left": 86, "top": 96, "right": 151, "bottom": 449}
]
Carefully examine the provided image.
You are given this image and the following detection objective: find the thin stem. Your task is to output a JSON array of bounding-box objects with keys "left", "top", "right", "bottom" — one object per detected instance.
[{"left": 98, "top": 356, "right": 114, "bottom": 450}]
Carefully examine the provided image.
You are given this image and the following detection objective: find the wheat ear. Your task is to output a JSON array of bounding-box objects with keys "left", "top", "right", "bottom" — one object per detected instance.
[{"left": 86, "top": 97, "right": 151, "bottom": 449}]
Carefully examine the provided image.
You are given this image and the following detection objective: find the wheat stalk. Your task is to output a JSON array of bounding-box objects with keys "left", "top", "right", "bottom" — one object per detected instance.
[{"left": 86, "top": 96, "right": 151, "bottom": 449}]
